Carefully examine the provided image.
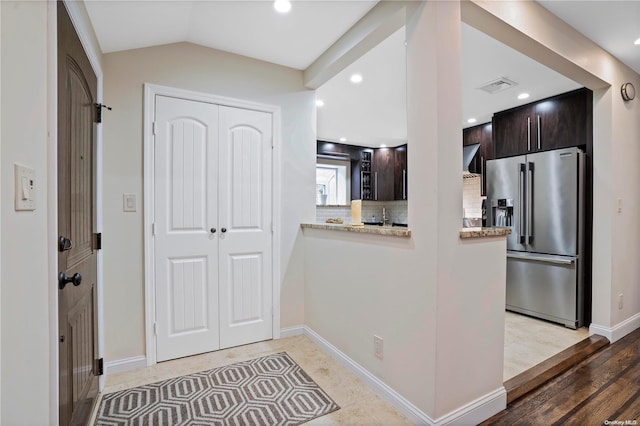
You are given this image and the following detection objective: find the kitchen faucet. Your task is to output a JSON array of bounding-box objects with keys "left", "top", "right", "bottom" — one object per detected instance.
[{"left": 382, "top": 207, "right": 389, "bottom": 226}]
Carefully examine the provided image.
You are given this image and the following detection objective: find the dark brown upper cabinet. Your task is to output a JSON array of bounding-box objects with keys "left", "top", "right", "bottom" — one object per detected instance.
[
  {"left": 493, "top": 88, "right": 592, "bottom": 159},
  {"left": 317, "top": 141, "right": 409, "bottom": 202},
  {"left": 534, "top": 88, "right": 592, "bottom": 151},
  {"left": 372, "top": 148, "right": 395, "bottom": 201},
  {"left": 317, "top": 141, "right": 373, "bottom": 201},
  {"left": 463, "top": 123, "right": 493, "bottom": 195},
  {"left": 394, "top": 144, "right": 407, "bottom": 200}
]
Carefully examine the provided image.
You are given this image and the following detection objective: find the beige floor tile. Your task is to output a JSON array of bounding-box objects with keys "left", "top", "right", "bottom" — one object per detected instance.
[
  {"left": 98, "top": 335, "right": 412, "bottom": 425},
  {"left": 95, "top": 313, "right": 590, "bottom": 424},
  {"left": 503, "top": 311, "right": 590, "bottom": 381}
]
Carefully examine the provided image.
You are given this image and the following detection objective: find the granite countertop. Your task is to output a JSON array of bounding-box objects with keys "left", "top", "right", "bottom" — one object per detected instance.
[
  {"left": 301, "top": 223, "right": 411, "bottom": 238},
  {"left": 459, "top": 227, "right": 512, "bottom": 239}
]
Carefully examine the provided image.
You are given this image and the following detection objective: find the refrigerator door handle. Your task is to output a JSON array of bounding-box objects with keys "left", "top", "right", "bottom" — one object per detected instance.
[
  {"left": 519, "top": 163, "right": 526, "bottom": 243},
  {"left": 527, "top": 162, "right": 534, "bottom": 244},
  {"left": 507, "top": 252, "right": 575, "bottom": 265}
]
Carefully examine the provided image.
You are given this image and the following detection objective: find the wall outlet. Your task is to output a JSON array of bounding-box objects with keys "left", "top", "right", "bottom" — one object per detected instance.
[
  {"left": 373, "top": 335, "right": 383, "bottom": 360},
  {"left": 618, "top": 294, "right": 623, "bottom": 310}
]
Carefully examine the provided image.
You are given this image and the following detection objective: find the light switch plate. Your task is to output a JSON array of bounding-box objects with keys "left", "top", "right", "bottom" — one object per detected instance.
[
  {"left": 123, "top": 193, "right": 137, "bottom": 212},
  {"left": 14, "top": 163, "right": 35, "bottom": 211}
]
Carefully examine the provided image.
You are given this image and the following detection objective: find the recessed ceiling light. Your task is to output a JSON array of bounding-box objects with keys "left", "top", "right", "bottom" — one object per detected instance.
[
  {"left": 273, "top": 0, "right": 291, "bottom": 14},
  {"left": 518, "top": 93, "right": 530, "bottom": 100},
  {"left": 635, "top": 38, "right": 640, "bottom": 45},
  {"left": 350, "top": 74, "right": 363, "bottom": 84},
  {"left": 380, "top": 144, "right": 387, "bottom": 148},
  {"left": 316, "top": 100, "right": 325, "bottom": 107},
  {"left": 339, "top": 137, "right": 346, "bottom": 142},
  {"left": 467, "top": 118, "right": 477, "bottom": 124}
]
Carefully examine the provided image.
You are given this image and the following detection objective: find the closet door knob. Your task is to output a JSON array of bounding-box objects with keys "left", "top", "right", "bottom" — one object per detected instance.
[
  {"left": 210, "top": 228, "right": 216, "bottom": 234},
  {"left": 59, "top": 272, "right": 82, "bottom": 290},
  {"left": 221, "top": 228, "right": 227, "bottom": 233}
]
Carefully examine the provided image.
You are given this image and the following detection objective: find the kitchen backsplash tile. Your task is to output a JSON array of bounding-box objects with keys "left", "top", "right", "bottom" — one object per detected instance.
[
  {"left": 315, "top": 206, "right": 351, "bottom": 223},
  {"left": 316, "top": 200, "right": 408, "bottom": 225},
  {"left": 463, "top": 176, "right": 483, "bottom": 218}
]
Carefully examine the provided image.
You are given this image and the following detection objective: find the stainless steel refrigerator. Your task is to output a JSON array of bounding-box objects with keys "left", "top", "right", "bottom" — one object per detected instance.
[{"left": 486, "top": 147, "right": 584, "bottom": 329}]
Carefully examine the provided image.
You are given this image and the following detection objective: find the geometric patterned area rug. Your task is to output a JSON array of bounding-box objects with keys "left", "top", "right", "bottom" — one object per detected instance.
[{"left": 94, "top": 352, "right": 340, "bottom": 426}]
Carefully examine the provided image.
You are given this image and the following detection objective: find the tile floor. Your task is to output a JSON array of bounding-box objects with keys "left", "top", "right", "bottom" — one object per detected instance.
[
  {"left": 93, "top": 313, "right": 591, "bottom": 424},
  {"left": 94, "top": 334, "right": 412, "bottom": 425},
  {"left": 503, "top": 311, "right": 591, "bottom": 381}
]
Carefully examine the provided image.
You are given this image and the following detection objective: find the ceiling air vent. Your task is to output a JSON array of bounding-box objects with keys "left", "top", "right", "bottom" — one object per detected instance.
[{"left": 477, "top": 77, "right": 518, "bottom": 94}]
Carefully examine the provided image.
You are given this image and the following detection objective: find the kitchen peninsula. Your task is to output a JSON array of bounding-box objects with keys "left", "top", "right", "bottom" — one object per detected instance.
[
  {"left": 301, "top": 222, "right": 411, "bottom": 238},
  {"left": 460, "top": 227, "right": 511, "bottom": 239},
  {"left": 301, "top": 223, "right": 511, "bottom": 239}
]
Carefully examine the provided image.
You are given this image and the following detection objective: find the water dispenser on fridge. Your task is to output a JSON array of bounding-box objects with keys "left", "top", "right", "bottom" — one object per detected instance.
[{"left": 491, "top": 198, "right": 513, "bottom": 227}]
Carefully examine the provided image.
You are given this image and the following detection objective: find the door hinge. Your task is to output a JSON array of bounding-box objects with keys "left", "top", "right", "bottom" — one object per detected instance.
[
  {"left": 154, "top": 322, "right": 158, "bottom": 336},
  {"left": 95, "top": 103, "right": 112, "bottom": 124},
  {"left": 152, "top": 223, "right": 156, "bottom": 236},
  {"left": 94, "top": 358, "right": 104, "bottom": 376},
  {"left": 271, "top": 222, "right": 274, "bottom": 233},
  {"left": 152, "top": 121, "right": 157, "bottom": 135},
  {"left": 94, "top": 232, "right": 102, "bottom": 250}
]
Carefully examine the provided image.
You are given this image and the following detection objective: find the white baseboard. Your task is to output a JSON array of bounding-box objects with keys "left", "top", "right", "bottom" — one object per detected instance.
[
  {"left": 302, "top": 325, "right": 505, "bottom": 425},
  {"left": 279, "top": 325, "right": 305, "bottom": 338},
  {"left": 105, "top": 355, "right": 147, "bottom": 375},
  {"left": 103, "top": 327, "right": 505, "bottom": 424},
  {"left": 434, "top": 387, "right": 506, "bottom": 426},
  {"left": 590, "top": 312, "right": 640, "bottom": 343}
]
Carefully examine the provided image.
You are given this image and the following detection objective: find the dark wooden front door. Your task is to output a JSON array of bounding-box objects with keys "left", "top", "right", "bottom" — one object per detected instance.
[{"left": 58, "top": 3, "right": 99, "bottom": 425}]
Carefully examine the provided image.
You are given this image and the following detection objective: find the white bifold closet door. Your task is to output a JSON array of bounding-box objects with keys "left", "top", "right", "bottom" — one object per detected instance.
[{"left": 154, "top": 95, "right": 272, "bottom": 362}]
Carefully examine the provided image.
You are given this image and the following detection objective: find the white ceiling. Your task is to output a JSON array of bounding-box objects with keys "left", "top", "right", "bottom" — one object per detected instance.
[
  {"left": 316, "top": 22, "right": 583, "bottom": 147},
  {"left": 460, "top": 23, "right": 582, "bottom": 129},
  {"left": 84, "top": 0, "right": 377, "bottom": 70},
  {"left": 538, "top": 0, "right": 640, "bottom": 76},
  {"left": 316, "top": 27, "right": 407, "bottom": 147},
  {"left": 84, "top": 0, "right": 640, "bottom": 147}
]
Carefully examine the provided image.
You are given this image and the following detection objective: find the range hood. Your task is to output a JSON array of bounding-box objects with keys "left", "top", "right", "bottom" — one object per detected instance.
[{"left": 463, "top": 143, "right": 480, "bottom": 178}]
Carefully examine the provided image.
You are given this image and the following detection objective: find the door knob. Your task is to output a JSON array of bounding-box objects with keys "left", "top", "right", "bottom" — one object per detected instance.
[
  {"left": 221, "top": 228, "right": 227, "bottom": 233},
  {"left": 59, "top": 272, "right": 82, "bottom": 290},
  {"left": 210, "top": 228, "right": 216, "bottom": 234},
  {"left": 58, "top": 236, "right": 73, "bottom": 252}
]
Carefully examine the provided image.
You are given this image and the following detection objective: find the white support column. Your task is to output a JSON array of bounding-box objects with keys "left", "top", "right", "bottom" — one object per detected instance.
[{"left": 406, "top": 1, "right": 507, "bottom": 421}]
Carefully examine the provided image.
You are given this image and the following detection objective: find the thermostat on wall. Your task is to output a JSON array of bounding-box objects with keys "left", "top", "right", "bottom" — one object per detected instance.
[{"left": 15, "top": 163, "right": 36, "bottom": 211}]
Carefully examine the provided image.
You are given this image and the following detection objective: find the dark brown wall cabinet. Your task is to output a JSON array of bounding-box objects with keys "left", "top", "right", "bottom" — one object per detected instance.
[
  {"left": 372, "top": 148, "right": 394, "bottom": 201},
  {"left": 317, "top": 141, "right": 364, "bottom": 200},
  {"left": 463, "top": 123, "right": 493, "bottom": 195},
  {"left": 317, "top": 141, "right": 408, "bottom": 202},
  {"left": 493, "top": 88, "right": 592, "bottom": 158},
  {"left": 394, "top": 145, "right": 408, "bottom": 200}
]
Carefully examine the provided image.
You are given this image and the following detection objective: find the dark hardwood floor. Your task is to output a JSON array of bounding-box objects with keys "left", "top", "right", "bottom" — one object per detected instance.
[
  {"left": 483, "top": 327, "right": 640, "bottom": 425},
  {"left": 504, "top": 334, "right": 610, "bottom": 404}
]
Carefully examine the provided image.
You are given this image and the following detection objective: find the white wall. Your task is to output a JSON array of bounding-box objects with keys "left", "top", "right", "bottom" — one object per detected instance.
[
  {"left": 1, "top": 1, "right": 51, "bottom": 424},
  {"left": 0, "top": 1, "right": 3, "bottom": 420},
  {"left": 465, "top": 0, "right": 640, "bottom": 339},
  {"left": 304, "top": 2, "right": 507, "bottom": 421},
  {"left": 102, "top": 42, "right": 315, "bottom": 362}
]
